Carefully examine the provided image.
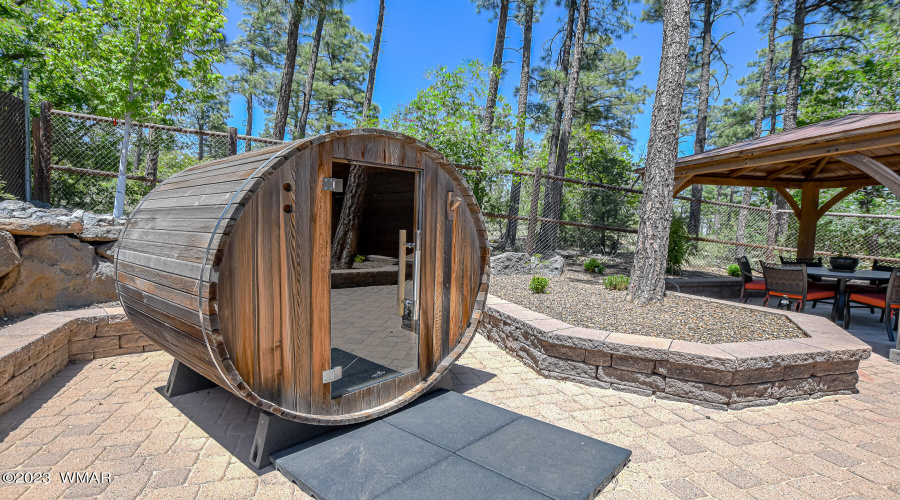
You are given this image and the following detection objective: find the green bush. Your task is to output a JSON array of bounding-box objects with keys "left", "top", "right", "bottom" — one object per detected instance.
[
  {"left": 727, "top": 264, "right": 741, "bottom": 277},
  {"left": 667, "top": 216, "right": 690, "bottom": 274},
  {"left": 603, "top": 274, "right": 630, "bottom": 291},
  {"left": 354, "top": 255, "right": 366, "bottom": 263},
  {"left": 529, "top": 276, "right": 549, "bottom": 294},
  {"left": 583, "top": 257, "right": 605, "bottom": 274}
]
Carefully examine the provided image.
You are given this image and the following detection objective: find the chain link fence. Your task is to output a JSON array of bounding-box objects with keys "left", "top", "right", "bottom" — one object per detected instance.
[
  {"left": 13, "top": 104, "right": 900, "bottom": 275},
  {"left": 39, "top": 109, "right": 282, "bottom": 214},
  {"left": 480, "top": 170, "right": 900, "bottom": 275},
  {"left": 0, "top": 92, "right": 27, "bottom": 200}
]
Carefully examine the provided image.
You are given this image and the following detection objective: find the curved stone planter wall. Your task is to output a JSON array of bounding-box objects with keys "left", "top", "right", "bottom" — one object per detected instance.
[
  {"left": 479, "top": 294, "right": 871, "bottom": 410},
  {"left": 0, "top": 307, "right": 157, "bottom": 416}
]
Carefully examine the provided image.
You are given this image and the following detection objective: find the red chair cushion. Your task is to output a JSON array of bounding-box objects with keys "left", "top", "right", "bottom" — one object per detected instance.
[
  {"left": 744, "top": 279, "right": 766, "bottom": 290},
  {"left": 848, "top": 292, "right": 900, "bottom": 309},
  {"left": 768, "top": 290, "right": 835, "bottom": 301}
]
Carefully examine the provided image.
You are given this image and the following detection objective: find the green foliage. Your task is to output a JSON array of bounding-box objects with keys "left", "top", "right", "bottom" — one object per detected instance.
[
  {"left": 667, "top": 216, "right": 690, "bottom": 274},
  {"left": 727, "top": 264, "right": 741, "bottom": 277},
  {"left": 583, "top": 257, "right": 605, "bottom": 273},
  {"left": 528, "top": 275, "right": 549, "bottom": 294},
  {"left": 800, "top": 7, "right": 900, "bottom": 123},
  {"left": 602, "top": 274, "right": 630, "bottom": 291},
  {"left": 2, "top": 0, "right": 227, "bottom": 119},
  {"left": 354, "top": 255, "right": 365, "bottom": 263},
  {"left": 298, "top": 11, "right": 376, "bottom": 135},
  {"left": 384, "top": 61, "right": 515, "bottom": 210}
]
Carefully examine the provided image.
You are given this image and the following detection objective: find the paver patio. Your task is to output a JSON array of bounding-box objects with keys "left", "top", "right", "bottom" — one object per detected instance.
[{"left": 1, "top": 302, "right": 899, "bottom": 499}]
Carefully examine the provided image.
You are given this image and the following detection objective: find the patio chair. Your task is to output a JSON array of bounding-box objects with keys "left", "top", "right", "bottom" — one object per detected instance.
[
  {"left": 845, "top": 269, "right": 900, "bottom": 342},
  {"left": 760, "top": 262, "right": 837, "bottom": 320},
  {"left": 735, "top": 256, "right": 766, "bottom": 303},
  {"left": 778, "top": 256, "right": 830, "bottom": 307}
]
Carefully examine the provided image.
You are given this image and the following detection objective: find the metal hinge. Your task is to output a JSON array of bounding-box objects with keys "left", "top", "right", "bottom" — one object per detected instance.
[
  {"left": 323, "top": 366, "right": 342, "bottom": 383},
  {"left": 323, "top": 178, "right": 343, "bottom": 192}
]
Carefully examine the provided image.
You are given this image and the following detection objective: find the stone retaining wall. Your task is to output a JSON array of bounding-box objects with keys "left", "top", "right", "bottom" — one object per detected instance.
[
  {"left": 479, "top": 294, "right": 871, "bottom": 410},
  {"left": 665, "top": 277, "right": 742, "bottom": 299},
  {"left": 0, "top": 307, "right": 158, "bottom": 416}
]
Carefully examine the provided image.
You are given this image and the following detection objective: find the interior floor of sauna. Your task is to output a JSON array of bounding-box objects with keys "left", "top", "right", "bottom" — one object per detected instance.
[{"left": 330, "top": 281, "right": 417, "bottom": 395}]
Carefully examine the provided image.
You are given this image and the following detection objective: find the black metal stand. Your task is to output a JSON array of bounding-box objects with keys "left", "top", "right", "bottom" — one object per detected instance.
[
  {"left": 164, "top": 360, "right": 217, "bottom": 398},
  {"left": 163, "top": 358, "right": 457, "bottom": 470}
]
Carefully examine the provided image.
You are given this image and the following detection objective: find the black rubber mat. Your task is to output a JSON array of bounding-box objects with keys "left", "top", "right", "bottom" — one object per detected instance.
[
  {"left": 329, "top": 348, "right": 399, "bottom": 398},
  {"left": 272, "top": 390, "right": 631, "bottom": 500}
]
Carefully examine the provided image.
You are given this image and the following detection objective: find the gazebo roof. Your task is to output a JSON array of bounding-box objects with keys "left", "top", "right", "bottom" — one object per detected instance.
[{"left": 671, "top": 112, "right": 900, "bottom": 193}]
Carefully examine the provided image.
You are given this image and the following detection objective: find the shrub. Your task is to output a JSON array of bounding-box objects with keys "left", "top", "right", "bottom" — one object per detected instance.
[
  {"left": 727, "top": 264, "right": 741, "bottom": 277},
  {"left": 529, "top": 276, "right": 549, "bottom": 294},
  {"left": 603, "top": 274, "right": 630, "bottom": 291},
  {"left": 354, "top": 255, "right": 366, "bottom": 263},
  {"left": 667, "top": 216, "right": 690, "bottom": 274},
  {"left": 583, "top": 257, "right": 605, "bottom": 274}
]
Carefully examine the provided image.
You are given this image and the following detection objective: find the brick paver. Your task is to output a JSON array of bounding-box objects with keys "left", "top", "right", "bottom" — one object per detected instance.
[{"left": 2, "top": 321, "right": 900, "bottom": 498}]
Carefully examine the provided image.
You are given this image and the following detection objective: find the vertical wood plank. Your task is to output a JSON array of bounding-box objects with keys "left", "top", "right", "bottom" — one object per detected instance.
[
  {"left": 310, "top": 142, "right": 333, "bottom": 414},
  {"left": 419, "top": 153, "right": 435, "bottom": 377}
]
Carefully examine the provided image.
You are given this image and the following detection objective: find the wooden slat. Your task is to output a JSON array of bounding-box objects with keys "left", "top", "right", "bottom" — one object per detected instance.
[
  {"left": 116, "top": 260, "right": 208, "bottom": 298},
  {"left": 117, "top": 271, "right": 212, "bottom": 313},
  {"left": 310, "top": 142, "right": 333, "bottom": 414}
]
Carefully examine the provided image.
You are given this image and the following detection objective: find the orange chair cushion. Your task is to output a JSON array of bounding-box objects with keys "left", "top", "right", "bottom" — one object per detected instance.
[
  {"left": 768, "top": 290, "right": 835, "bottom": 301},
  {"left": 744, "top": 279, "right": 766, "bottom": 290},
  {"left": 848, "top": 292, "right": 900, "bottom": 309}
]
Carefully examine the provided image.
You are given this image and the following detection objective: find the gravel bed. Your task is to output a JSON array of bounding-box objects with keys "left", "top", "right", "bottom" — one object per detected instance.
[
  {"left": 351, "top": 261, "right": 391, "bottom": 269},
  {"left": 489, "top": 272, "right": 805, "bottom": 344}
]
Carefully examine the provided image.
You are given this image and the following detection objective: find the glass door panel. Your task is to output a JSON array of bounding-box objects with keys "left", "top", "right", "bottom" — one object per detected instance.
[{"left": 328, "top": 162, "right": 419, "bottom": 398}]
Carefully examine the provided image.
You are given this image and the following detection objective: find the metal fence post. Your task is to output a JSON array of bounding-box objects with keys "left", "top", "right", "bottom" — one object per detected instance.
[
  {"left": 766, "top": 203, "right": 777, "bottom": 261},
  {"left": 228, "top": 127, "right": 238, "bottom": 156},
  {"left": 525, "top": 166, "right": 542, "bottom": 255},
  {"left": 37, "top": 101, "right": 51, "bottom": 203},
  {"left": 113, "top": 113, "right": 132, "bottom": 218},
  {"left": 22, "top": 68, "right": 31, "bottom": 202}
]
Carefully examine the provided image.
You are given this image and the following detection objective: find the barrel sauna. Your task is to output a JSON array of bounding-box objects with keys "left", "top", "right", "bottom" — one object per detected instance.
[{"left": 115, "top": 129, "right": 489, "bottom": 424}]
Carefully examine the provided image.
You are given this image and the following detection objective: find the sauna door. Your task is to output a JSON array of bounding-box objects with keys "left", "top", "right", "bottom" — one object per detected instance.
[{"left": 327, "top": 162, "right": 420, "bottom": 398}]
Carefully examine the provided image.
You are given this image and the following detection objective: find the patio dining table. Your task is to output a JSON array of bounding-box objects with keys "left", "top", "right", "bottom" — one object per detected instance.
[{"left": 806, "top": 267, "right": 893, "bottom": 323}]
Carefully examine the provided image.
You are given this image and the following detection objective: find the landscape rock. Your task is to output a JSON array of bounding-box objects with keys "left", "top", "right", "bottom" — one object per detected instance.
[
  {"left": 0, "top": 217, "right": 84, "bottom": 236},
  {"left": 78, "top": 225, "right": 122, "bottom": 242},
  {"left": 94, "top": 241, "right": 118, "bottom": 260},
  {"left": 0, "top": 230, "right": 20, "bottom": 278},
  {"left": 0, "top": 235, "right": 116, "bottom": 317},
  {"left": 490, "top": 252, "right": 565, "bottom": 276},
  {"left": 490, "top": 252, "right": 533, "bottom": 276}
]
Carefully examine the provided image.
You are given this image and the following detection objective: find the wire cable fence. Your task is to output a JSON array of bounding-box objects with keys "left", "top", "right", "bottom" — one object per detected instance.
[
  {"left": 32, "top": 107, "right": 283, "bottom": 214},
  {"left": 477, "top": 168, "right": 900, "bottom": 274}
]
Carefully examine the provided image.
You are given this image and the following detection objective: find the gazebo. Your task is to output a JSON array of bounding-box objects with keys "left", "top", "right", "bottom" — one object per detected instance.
[{"left": 672, "top": 112, "right": 900, "bottom": 258}]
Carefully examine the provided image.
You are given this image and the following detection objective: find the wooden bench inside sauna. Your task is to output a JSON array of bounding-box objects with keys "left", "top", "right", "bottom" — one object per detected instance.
[{"left": 115, "top": 130, "right": 489, "bottom": 435}]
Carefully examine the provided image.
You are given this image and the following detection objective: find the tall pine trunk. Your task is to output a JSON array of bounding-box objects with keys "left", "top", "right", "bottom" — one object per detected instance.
[
  {"left": 688, "top": 0, "right": 714, "bottom": 237},
  {"left": 296, "top": 8, "right": 326, "bottom": 139},
  {"left": 361, "top": 0, "right": 385, "bottom": 121},
  {"left": 483, "top": 0, "right": 510, "bottom": 134},
  {"left": 738, "top": 0, "right": 779, "bottom": 256},
  {"left": 536, "top": 0, "right": 588, "bottom": 253},
  {"left": 272, "top": 0, "right": 305, "bottom": 140},
  {"left": 502, "top": 1, "right": 534, "bottom": 249},
  {"left": 783, "top": 0, "right": 806, "bottom": 130},
  {"left": 628, "top": 0, "right": 692, "bottom": 304},
  {"left": 534, "top": 0, "right": 575, "bottom": 251},
  {"left": 245, "top": 92, "right": 253, "bottom": 152},
  {"left": 754, "top": 0, "right": 779, "bottom": 138},
  {"left": 332, "top": 0, "right": 386, "bottom": 270}
]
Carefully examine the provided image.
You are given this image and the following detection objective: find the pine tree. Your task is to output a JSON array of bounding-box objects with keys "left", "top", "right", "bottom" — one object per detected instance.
[
  {"left": 272, "top": 0, "right": 306, "bottom": 140},
  {"left": 229, "top": 0, "right": 284, "bottom": 149},
  {"left": 628, "top": 0, "right": 692, "bottom": 303}
]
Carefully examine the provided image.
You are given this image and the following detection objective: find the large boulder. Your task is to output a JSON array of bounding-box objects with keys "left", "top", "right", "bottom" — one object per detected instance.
[
  {"left": 490, "top": 252, "right": 534, "bottom": 276},
  {"left": 490, "top": 252, "right": 565, "bottom": 276},
  {"left": 0, "top": 235, "right": 116, "bottom": 317},
  {"left": 0, "top": 217, "right": 83, "bottom": 236},
  {"left": 0, "top": 230, "right": 20, "bottom": 278}
]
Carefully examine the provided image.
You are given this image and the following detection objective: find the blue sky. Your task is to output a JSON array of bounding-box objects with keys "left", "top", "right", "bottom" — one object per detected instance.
[{"left": 220, "top": 0, "right": 767, "bottom": 157}]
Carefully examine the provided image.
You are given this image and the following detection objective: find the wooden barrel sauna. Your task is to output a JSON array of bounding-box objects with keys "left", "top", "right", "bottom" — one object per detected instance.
[{"left": 115, "top": 129, "right": 490, "bottom": 424}]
